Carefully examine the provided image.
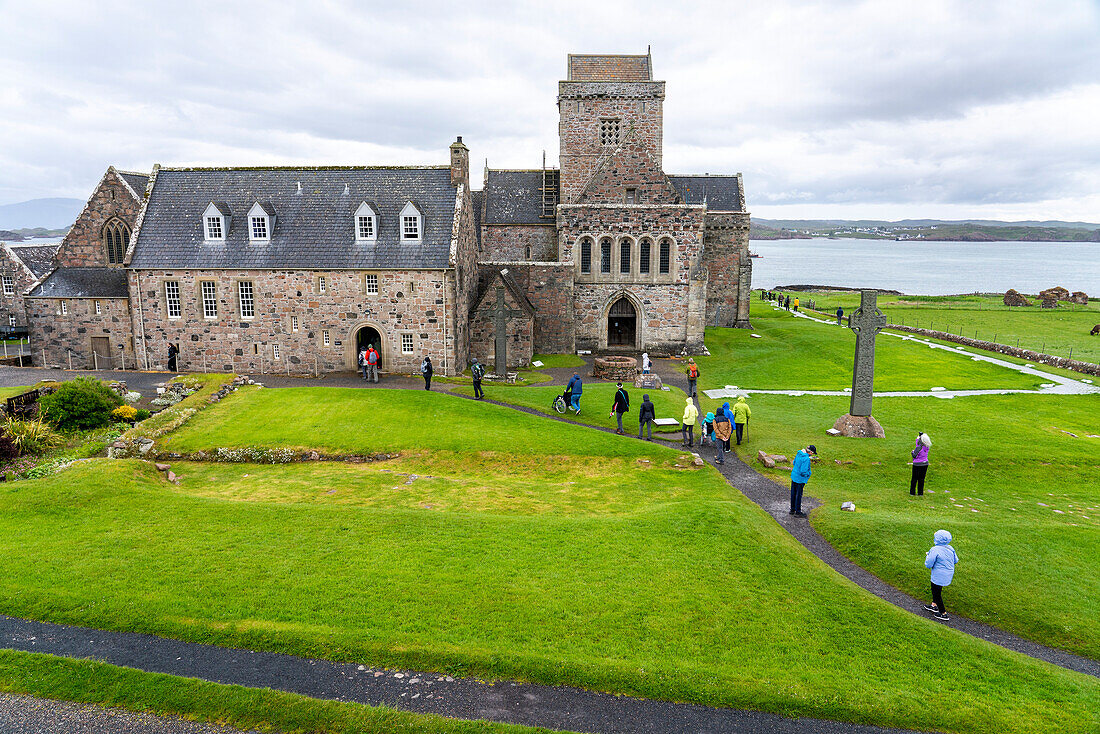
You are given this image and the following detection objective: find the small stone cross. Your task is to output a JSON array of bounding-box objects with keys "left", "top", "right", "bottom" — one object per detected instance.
[
  {"left": 487, "top": 284, "right": 522, "bottom": 375},
  {"left": 848, "top": 290, "right": 888, "bottom": 417}
]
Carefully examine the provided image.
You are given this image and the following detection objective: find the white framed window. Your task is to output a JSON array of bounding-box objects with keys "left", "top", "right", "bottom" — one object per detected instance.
[
  {"left": 94, "top": 300, "right": 102, "bottom": 315},
  {"left": 201, "top": 281, "right": 218, "bottom": 318},
  {"left": 355, "top": 202, "right": 377, "bottom": 241},
  {"left": 165, "top": 281, "right": 181, "bottom": 319},
  {"left": 291, "top": 315, "right": 299, "bottom": 332},
  {"left": 205, "top": 216, "right": 223, "bottom": 240},
  {"left": 60, "top": 299, "right": 68, "bottom": 315},
  {"left": 364, "top": 273, "right": 378, "bottom": 294},
  {"left": 401, "top": 333, "right": 414, "bottom": 354},
  {"left": 250, "top": 216, "right": 268, "bottom": 240},
  {"left": 203, "top": 202, "right": 228, "bottom": 240},
  {"left": 272, "top": 343, "right": 280, "bottom": 360},
  {"left": 318, "top": 275, "right": 327, "bottom": 294},
  {"left": 1, "top": 276, "right": 13, "bottom": 296},
  {"left": 247, "top": 202, "right": 273, "bottom": 242},
  {"left": 400, "top": 201, "right": 422, "bottom": 241},
  {"left": 322, "top": 329, "right": 330, "bottom": 347},
  {"left": 238, "top": 281, "right": 255, "bottom": 319},
  {"left": 599, "top": 118, "right": 621, "bottom": 146},
  {"left": 8, "top": 315, "right": 17, "bottom": 327}
]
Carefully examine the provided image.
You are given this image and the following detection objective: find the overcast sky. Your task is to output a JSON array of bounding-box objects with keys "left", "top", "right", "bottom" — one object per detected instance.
[{"left": 1, "top": 0, "right": 1099, "bottom": 221}]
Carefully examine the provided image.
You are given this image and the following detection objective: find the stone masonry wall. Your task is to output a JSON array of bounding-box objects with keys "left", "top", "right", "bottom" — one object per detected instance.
[
  {"left": 572, "top": 281, "right": 703, "bottom": 354},
  {"left": 56, "top": 168, "right": 144, "bottom": 268},
  {"left": 576, "top": 139, "right": 680, "bottom": 205},
  {"left": 886, "top": 325, "right": 1100, "bottom": 376},
  {"left": 703, "top": 212, "right": 752, "bottom": 327},
  {"left": 130, "top": 269, "right": 456, "bottom": 375},
  {"left": 558, "top": 81, "right": 665, "bottom": 203},
  {"left": 0, "top": 246, "right": 48, "bottom": 330},
  {"left": 476, "top": 262, "right": 574, "bottom": 354},
  {"left": 25, "top": 296, "right": 136, "bottom": 369},
  {"left": 448, "top": 181, "right": 480, "bottom": 374},
  {"left": 468, "top": 284, "right": 534, "bottom": 369},
  {"left": 480, "top": 225, "right": 557, "bottom": 262}
]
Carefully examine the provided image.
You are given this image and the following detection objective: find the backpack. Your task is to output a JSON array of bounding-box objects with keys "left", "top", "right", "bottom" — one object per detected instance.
[
  {"left": 688, "top": 364, "right": 698, "bottom": 378},
  {"left": 367, "top": 350, "right": 378, "bottom": 365},
  {"left": 472, "top": 363, "right": 484, "bottom": 380}
]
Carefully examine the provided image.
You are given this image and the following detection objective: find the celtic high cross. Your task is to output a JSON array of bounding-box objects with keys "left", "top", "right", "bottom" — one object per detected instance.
[
  {"left": 488, "top": 284, "right": 523, "bottom": 376},
  {"left": 848, "top": 289, "right": 888, "bottom": 417}
]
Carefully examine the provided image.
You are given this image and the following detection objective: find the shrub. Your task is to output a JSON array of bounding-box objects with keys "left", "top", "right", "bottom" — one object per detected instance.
[
  {"left": 112, "top": 405, "right": 138, "bottom": 422},
  {"left": 3, "top": 417, "right": 63, "bottom": 456},
  {"left": 123, "top": 391, "right": 142, "bottom": 404},
  {"left": 39, "top": 377, "right": 124, "bottom": 431},
  {"left": 134, "top": 409, "right": 151, "bottom": 421}
]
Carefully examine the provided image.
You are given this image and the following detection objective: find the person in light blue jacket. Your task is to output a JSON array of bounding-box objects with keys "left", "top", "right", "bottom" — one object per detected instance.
[
  {"left": 924, "top": 529, "right": 959, "bottom": 621},
  {"left": 789, "top": 445, "right": 816, "bottom": 517}
]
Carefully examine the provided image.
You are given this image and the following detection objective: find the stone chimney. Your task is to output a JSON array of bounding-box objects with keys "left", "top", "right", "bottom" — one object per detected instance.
[{"left": 449, "top": 136, "right": 469, "bottom": 187}]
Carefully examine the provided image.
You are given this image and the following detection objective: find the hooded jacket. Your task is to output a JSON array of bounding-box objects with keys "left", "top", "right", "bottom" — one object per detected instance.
[
  {"left": 912, "top": 434, "right": 931, "bottom": 465},
  {"left": 567, "top": 375, "right": 583, "bottom": 395},
  {"left": 733, "top": 397, "right": 751, "bottom": 424},
  {"left": 925, "top": 530, "right": 959, "bottom": 586},
  {"left": 722, "top": 401, "right": 734, "bottom": 424},
  {"left": 791, "top": 449, "right": 813, "bottom": 483},
  {"left": 638, "top": 395, "right": 656, "bottom": 422},
  {"left": 703, "top": 412, "right": 715, "bottom": 434},
  {"left": 713, "top": 411, "right": 732, "bottom": 441},
  {"left": 682, "top": 398, "right": 698, "bottom": 425}
]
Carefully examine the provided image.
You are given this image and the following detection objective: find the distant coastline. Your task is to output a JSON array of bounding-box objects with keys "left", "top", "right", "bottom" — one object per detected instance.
[{"left": 751, "top": 220, "right": 1100, "bottom": 243}]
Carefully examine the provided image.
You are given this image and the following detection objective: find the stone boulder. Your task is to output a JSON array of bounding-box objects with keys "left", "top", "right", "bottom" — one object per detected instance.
[
  {"left": 1003, "top": 289, "right": 1030, "bottom": 307},
  {"left": 756, "top": 450, "right": 775, "bottom": 468},
  {"left": 1041, "top": 298, "right": 1058, "bottom": 309},
  {"left": 1039, "top": 286, "right": 1071, "bottom": 302},
  {"left": 1070, "top": 291, "right": 1089, "bottom": 305},
  {"left": 831, "top": 414, "right": 885, "bottom": 438},
  {"left": 633, "top": 373, "right": 663, "bottom": 390}
]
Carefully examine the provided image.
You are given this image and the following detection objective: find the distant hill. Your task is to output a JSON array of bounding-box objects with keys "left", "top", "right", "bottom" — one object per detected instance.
[
  {"left": 754, "top": 219, "right": 1100, "bottom": 242},
  {"left": 0, "top": 198, "right": 84, "bottom": 230}
]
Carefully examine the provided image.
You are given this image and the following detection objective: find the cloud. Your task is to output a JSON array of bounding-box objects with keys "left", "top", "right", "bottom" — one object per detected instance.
[{"left": 0, "top": 0, "right": 1098, "bottom": 220}]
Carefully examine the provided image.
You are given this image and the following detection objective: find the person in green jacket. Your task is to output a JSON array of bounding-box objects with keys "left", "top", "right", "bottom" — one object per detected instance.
[
  {"left": 681, "top": 397, "right": 699, "bottom": 447},
  {"left": 733, "top": 396, "right": 752, "bottom": 445}
]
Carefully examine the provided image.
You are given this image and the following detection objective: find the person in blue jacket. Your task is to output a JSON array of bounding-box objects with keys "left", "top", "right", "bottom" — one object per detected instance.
[
  {"left": 924, "top": 529, "right": 959, "bottom": 621},
  {"left": 721, "top": 401, "right": 735, "bottom": 450},
  {"left": 789, "top": 444, "right": 816, "bottom": 517},
  {"left": 566, "top": 372, "right": 583, "bottom": 414}
]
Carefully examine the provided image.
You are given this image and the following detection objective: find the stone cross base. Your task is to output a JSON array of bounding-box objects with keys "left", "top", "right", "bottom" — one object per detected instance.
[
  {"left": 634, "top": 374, "right": 663, "bottom": 390},
  {"left": 831, "top": 414, "right": 885, "bottom": 438}
]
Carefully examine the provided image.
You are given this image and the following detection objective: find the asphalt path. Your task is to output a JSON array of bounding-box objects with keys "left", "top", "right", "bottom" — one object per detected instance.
[{"left": 0, "top": 692, "right": 260, "bottom": 734}]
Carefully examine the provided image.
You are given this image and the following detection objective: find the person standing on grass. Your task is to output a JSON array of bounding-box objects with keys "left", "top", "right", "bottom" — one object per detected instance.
[
  {"left": 910, "top": 431, "right": 932, "bottom": 495},
  {"left": 471, "top": 358, "right": 485, "bottom": 400},
  {"left": 836, "top": 306, "right": 844, "bottom": 325},
  {"left": 358, "top": 346, "right": 369, "bottom": 380},
  {"left": 924, "top": 529, "right": 959, "bottom": 621},
  {"left": 790, "top": 444, "right": 816, "bottom": 517},
  {"left": 701, "top": 411, "right": 715, "bottom": 448},
  {"left": 421, "top": 356, "right": 433, "bottom": 390},
  {"left": 733, "top": 396, "right": 751, "bottom": 445},
  {"left": 686, "top": 358, "right": 699, "bottom": 397},
  {"left": 681, "top": 396, "right": 698, "bottom": 447},
  {"left": 713, "top": 410, "right": 731, "bottom": 465},
  {"left": 366, "top": 345, "right": 380, "bottom": 383},
  {"left": 611, "top": 382, "right": 630, "bottom": 434},
  {"left": 567, "top": 372, "right": 583, "bottom": 414},
  {"left": 638, "top": 394, "right": 656, "bottom": 440}
]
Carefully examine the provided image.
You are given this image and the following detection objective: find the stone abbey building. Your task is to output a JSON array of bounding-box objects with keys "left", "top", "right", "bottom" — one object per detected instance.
[{"left": 21, "top": 52, "right": 751, "bottom": 375}]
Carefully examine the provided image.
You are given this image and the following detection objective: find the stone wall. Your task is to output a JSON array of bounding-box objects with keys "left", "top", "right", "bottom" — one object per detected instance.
[
  {"left": 886, "top": 325, "right": 1100, "bottom": 376},
  {"left": 0, "top": 245, "right": 47, "bottom": 330},
  {"left": 25, "top": 296, "right": 136, "bottom": 369},
  {"left": 476, "top": 262, "right": 574, "bottom": 354},
  {"left": 572, "top": 280, "right": 704, "bottom": 354},
  {"left": 129, "top": 269, "right": 456, "bottom": 375},
  {"left": 56, "top": 168, "right": 144, "bottom": 268},
  {"left": 703, "top": 212, "right": 752, "bottom": 327},
  {"left": 576, "top": 139, "right": 680, "bottom": 205},
  {"left": 480, "top": 225, "right": 557, "bottom": 261},
  {"left": 468, "top": 284, "right": 534, "bottom": 369},
  {"left": 448, "top": 180, "right": 480, "bottom": 374}
]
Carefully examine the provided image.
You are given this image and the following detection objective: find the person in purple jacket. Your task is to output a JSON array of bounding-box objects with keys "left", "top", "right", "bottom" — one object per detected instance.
[{"left": 910, "top": 431, "right": 932, "bottom": 495}]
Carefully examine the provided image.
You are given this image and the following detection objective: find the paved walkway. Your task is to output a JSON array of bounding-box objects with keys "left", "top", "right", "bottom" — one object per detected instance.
[
  {"left": 0, "top": 692, "right": 260, "bottom": 734},
  {"left": 0, "top": 367, "right": 178, "bottom": 394}
]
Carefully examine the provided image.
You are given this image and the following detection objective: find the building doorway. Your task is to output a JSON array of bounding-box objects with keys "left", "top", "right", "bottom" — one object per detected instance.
[
  {"left": 355, "top": 325, "right": 383, "bottom": 368},
  {"left": 90, "top": 336, "right": 113, "bottom": 369},
  {"left": 607, "top": 298, "right": 636, "bottom": 347}
]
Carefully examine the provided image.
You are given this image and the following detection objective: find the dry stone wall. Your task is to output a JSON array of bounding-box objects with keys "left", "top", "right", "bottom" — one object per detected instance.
[{"left": 887, "top": 324, "right": 1100, "bottom": 376}]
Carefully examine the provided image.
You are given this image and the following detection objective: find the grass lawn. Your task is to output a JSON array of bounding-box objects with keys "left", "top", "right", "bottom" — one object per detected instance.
[
  {"left": 452, "top": 382, "right": 692, "bottom": 434},
  {"left": 783, "top": 291, "right": 1100, "bottom": 363},
  {"left": 694, "top": 301, "right": 1052, "bottom": 391},
  {"left": 0, "top": 650, "right": 555, "bottom": 734},
  {"left": 2, "top": 391, "right": 1099, "bottom": 733},
  {"left": 531, "top": 353, "right": 585, "bottom": 369}
]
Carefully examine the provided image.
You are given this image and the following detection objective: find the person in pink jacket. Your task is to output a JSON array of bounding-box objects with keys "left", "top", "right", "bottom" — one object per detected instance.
[{"left": 910, "top": 432, "right": 931, "bottom": 496}]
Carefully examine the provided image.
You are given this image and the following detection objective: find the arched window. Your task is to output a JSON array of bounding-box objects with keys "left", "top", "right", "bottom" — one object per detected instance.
[
  {"left": 103, "top": 220, "right": 130, "bottom": 265},
  {"left": 639, "top": 238, "right": 652, "bottom": 274},
  {"left": 580, "top": 237, "right": 592, "bottom": 273},
  {"left": 525, "top": 246, "right": 531, "bottom": 260},
  {"left": 659, "top": 238, "right": 672, "bottom": 275},
  {"left": 600, "top": 237, "right": 612, "bottom": 273},
  {"left": 619, "top": 238, "right": 632, "bottom": 274}
]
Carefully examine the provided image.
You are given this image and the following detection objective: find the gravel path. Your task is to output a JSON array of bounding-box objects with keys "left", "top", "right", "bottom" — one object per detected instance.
[
  {"left": 0, "top": 367, "right": 177, "bottom": 394},
  {"left": 0, "top": 692, "right": 260, "bottom": 734}
]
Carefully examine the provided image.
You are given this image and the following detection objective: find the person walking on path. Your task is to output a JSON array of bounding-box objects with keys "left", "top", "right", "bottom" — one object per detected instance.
[
  {"left": 366, "top": 345, "right": 380, "bottom": 383},
  {"left": 421, "top": 356, "right": 433, "bottom": 390},
  {"left": 641, "top": 352, "right": 652, "bottom": 374},
  {"left": 910, "top": 431, "right": 932, "bottom": 495},
  {"left": 732, "top": 396, "right": 751, "bottom": 445},
  {"left": 638, "top": 394, "right": 656, "bottom": 440},
  {"left": 611, "top": 382, "right": 630, "bottom": 434},
  {"left": 567, "top": 372, "right": 583, "bottom": 414},
  {"left": 792, "top": 296, "right": 799, "bottom": 312},
  {"left": 686, "top": 358, "right": 699, "bottom": 397},
  {"left": 836, "top": 306, "right": 844, "bottom": 325},
  {"left": 471, "top": 358, "right": 486, "bottom": 400},
  {"left": 358, "top": 346, "right": 369, "bottom": 380},
  {"left": 700, "top": 411, "right": 715, "bottom": 448},
  {"left": 790, "top": 444, "right": 816, "bottom": 517},
  {"left": 785, "top": 295, "right": 791, "bottom": 311},
  {"left": 681, "top": 397, "right": 698, "bottom": 447},
  {"left": 713, "top": 410, "right": 732, "bottom": 464},
  {"left": 167, "top": 343, "right": 179, "bottom": 372},
  {"left": 924, "top": 529, "right": 959, "bottom": 621},
  {"left": 720, "top": 401, "right": 735, "bottom": 450}
]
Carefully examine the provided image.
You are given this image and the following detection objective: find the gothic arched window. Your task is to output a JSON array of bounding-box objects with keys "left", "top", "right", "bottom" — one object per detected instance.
[
  {"left": 103, "top": 220, "right": 131, "bottom": 265},
  {"left": 579, "top": 237, "right": 592, "bottom": 274}
]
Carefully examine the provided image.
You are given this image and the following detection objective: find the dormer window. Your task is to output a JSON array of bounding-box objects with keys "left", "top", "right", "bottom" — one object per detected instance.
[
  {"left": 355, "top": 202, "right": 377, "bottom": 242},
  {"left": 203, "top": 202, "right": 230, "bottom": 241},
  {"left": 247, "top": 202, "right": 275, "bottom": 243},
  {"left": 400, "top": 202, "right": 422, "bottom": 241}
]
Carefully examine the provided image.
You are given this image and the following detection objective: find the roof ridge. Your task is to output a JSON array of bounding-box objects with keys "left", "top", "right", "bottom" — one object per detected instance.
[
  {"left": 116, "top": 169, "right": 150, "bottom": 177},
  {"left": 156, "top": 165, "right": 451, "bottom": 172}
]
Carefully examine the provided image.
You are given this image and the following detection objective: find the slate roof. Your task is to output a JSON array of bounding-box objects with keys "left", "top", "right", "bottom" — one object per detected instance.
[
  {"left": 669, "top": 175, "right": 744, "bottom": 212},
  {"left": 28, "top": 267, "right": 129, "bottom": 298},
  {"left": 118, "top": 172, "right": 149, "bottom": 198},
  {"left": 11, "top": 244, "right": 59, "bottom": 278},
  {"left": 130, "top": 167, "right": 459, "bottom": 270},
  {"left": 567, "top": 54, "right": 652, "bottom": 81},
  {"left": 483, "top": 170, "right": 554, "bottom": 226},
  {"left": 474, "top": 266, "right": 536, "bottom": 316}
]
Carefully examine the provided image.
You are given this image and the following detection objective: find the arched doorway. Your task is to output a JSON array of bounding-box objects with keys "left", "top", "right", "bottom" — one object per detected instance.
[
  {"left": 353, "top": 325, "right": 384, "bottom": 369},
  {"left": 608, "top": 297, "right": 636, "bottom": 347}
]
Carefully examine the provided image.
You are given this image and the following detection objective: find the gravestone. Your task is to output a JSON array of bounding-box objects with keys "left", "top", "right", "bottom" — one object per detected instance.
[
  {"left": 487, "top": 285, "right": 523, "bottom": 376},
  {"left": 833, "top": 290, "right": 886, "bottom": 438}
]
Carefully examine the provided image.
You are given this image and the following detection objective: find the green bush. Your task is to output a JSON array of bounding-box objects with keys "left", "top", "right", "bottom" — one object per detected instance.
[
  {"left": 39, "top": 377, "right": 123, "bottom": 431},
  {"left": 3, "top": 417, "right": 63, "bottom": 455},
  {"left": 134, "top": 409, "right": 151, "bottom": 422}
]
